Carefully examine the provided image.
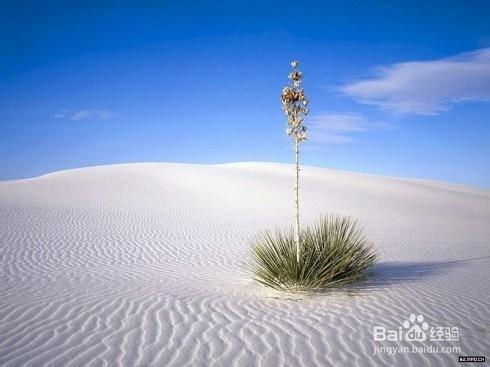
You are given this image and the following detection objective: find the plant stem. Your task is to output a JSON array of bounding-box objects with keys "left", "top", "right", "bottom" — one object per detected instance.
[{"left": 294, "top": 137, "right": 300, "bottom": 262}]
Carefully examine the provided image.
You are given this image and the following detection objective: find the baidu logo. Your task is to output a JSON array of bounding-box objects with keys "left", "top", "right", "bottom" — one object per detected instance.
[
  {"left": 403, "top": 314, "right": 429, "bottom": 341},
  {"left": 373, "top": 313, "right": 459, "bottom": 342}
]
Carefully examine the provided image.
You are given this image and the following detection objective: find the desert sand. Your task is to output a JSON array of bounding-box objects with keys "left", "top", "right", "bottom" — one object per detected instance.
[{"left": 0, "top": 162, "right": 489, "bottom": 366}]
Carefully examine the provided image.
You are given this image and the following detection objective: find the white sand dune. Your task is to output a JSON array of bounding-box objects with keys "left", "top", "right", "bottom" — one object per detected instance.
[{"left": 0, "top": 162, "right": 489, "bottom": 366}]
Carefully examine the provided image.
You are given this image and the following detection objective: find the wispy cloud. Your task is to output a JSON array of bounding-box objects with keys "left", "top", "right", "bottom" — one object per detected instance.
[
  {"left": 53, "top": 109, "right": 115, "bottom": 120},
  {"left": 308, "top": 112, "right": 393, "bottom": 144},
  {"left": 339, "top": 48, "right": 490, "bottom": 115}
]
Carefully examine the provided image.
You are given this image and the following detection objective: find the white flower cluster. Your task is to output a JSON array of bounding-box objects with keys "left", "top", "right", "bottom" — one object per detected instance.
[{"left": 281, "top": 61, "right": 309, "bottom": 142}]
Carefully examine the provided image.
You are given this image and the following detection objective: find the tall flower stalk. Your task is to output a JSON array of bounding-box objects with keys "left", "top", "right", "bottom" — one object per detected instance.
[{"left": 281, "top": 60, "right": 309, "bottom": 262}]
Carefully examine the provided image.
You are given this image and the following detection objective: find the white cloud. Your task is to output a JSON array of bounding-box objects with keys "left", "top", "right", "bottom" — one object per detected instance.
[
  {"left": 53, "top": 109, "right": 115, "bottom": 121},
  {"left": 70, "top": 110, "right": 114, "bottom": 120},
  {"left": 308, "top": 112, "right": 392, "bottom": 144},
  {"left": 340, "top": 48, "right": 490, "bottom": 115}
]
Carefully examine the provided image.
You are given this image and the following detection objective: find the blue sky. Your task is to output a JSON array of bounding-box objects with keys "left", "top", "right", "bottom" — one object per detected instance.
[{"left": 1, "top": 1, "right": 490, "bottom": 187}]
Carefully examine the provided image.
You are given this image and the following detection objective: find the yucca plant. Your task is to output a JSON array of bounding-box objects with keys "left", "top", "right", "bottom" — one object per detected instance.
[
  {"left": 281, "top": 60, "right": 309, "bottom": 262},
  {"left": 250, "top": 215, "right": 378, "bottom": 292}
]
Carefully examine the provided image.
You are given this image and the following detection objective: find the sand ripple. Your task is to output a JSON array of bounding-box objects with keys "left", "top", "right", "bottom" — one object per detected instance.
[{"left": 1, "top": 163, "right": 489, "bottom": 366}]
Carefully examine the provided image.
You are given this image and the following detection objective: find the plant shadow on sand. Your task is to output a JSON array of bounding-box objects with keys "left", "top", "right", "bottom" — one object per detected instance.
[{"left": 307, "top": 255, "right": 490, "bottom": 299}]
